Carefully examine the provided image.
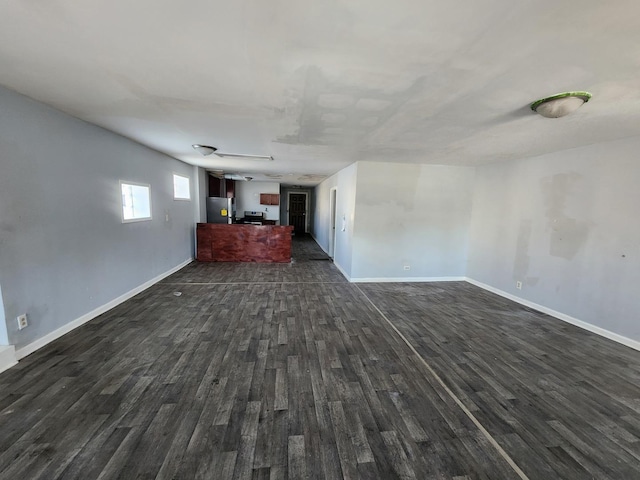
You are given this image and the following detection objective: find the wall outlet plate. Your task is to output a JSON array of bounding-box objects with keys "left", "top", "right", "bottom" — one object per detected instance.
[
  {"left": 516, "top": 281, "right": 522, "bottom": 290},
  {"left": 17, "top": 314, "right": 28, "bottom": 330},
  {"left": 403, "top": 265, "right": 411, "bottom": 271}
]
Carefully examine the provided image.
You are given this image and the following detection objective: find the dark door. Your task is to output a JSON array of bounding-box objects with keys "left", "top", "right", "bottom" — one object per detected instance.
[{"left": 289, "top": 194, "right": 306, "bottom": 234}]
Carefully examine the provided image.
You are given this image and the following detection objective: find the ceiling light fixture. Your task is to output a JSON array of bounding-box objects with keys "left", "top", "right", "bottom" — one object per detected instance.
[
  {"left": 192, "top": 144, "right": 217, "bottom": 156},
  {"left": 224, "top": 173, "right": 253, "bottom": 181},
  {"left": 531, "top": 91, "right": 592, "bottom": 118},
  {"left": 192, "top": 144, "right": 273, "bottom": 161}
]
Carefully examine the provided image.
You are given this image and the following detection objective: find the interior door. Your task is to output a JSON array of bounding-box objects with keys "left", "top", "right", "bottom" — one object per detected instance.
[{"left": 289, "top": 193, "right": 306, "bottom": 234}]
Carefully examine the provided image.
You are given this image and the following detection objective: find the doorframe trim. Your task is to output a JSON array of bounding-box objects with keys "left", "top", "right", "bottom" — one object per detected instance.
[
  {"left": 329, "top": 187, "right": 337, "bottom": 258},
  {"left": 287, "top": 191, "right": 309, "bottom": 232}
]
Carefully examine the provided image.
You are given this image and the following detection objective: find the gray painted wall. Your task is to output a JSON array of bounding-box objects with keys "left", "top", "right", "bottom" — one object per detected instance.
[
  {"left": 314, "top": 163, "right": 357, "bottom": 277},
  {"left": 351, "top": 162, "right": 474, "bottom": 280},
  {"left": 0, "top": 86, "right": 195, "bottom": 351},
  {"left": 467, "top": 137, "right": 640, "bottom": 342},
  {"left": 196, "top": 167, "right": 207, "bottom": 223}
]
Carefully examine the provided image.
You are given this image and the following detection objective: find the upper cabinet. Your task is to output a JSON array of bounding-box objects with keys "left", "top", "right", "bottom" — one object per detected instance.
[
  {"left": 208, "top": 176, "right": 236, "bottom": 198},
  {"left": 260, "top": 193, "right": 280, "bottom": 205},
  {"left": 225, "top": 179, "right": 235, "bottom": 198}
]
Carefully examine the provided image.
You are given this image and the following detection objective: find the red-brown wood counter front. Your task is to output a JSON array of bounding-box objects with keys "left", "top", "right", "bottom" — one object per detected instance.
[{"left": 196, "top": 223, "right": 294, "bottom": 263}]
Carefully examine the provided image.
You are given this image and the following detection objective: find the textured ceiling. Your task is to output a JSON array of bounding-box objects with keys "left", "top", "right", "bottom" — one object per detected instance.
[{"left": 1, "top": 0, "right": 639, "bottom": 185}]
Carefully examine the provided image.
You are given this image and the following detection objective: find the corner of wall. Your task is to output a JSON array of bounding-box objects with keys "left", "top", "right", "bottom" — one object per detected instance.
[
  {"left": 465, "top": 277, "right": 640, "bottom": 352},
  {"left": 0, "top": 284, "right": 9, "bottom": 346},
  {"left": 0, "top": 345, "right": 17, "bottom": 374},
  {"left": 14, "top": 257, "right": 193, "bottom": 361}
]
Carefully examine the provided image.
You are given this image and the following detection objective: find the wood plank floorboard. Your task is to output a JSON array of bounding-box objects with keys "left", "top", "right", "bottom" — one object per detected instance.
[
  {"left": 0, "top": 235, "right": 638, "bottom": 479},
  {"left": 357, "top": 281, "right": 640, "bottom": 480}
]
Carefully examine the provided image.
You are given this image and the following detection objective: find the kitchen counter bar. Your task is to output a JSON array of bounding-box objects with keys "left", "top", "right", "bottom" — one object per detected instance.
[{"left": 196, "top": 223, "right": 294, "bottom": 263}]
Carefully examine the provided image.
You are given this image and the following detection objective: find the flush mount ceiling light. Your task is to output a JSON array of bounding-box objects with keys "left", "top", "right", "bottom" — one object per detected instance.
[
  {"left": 192, "top": 144, "right": 273, "bottom": 161},
  {"left": 531, "top": 91, "right": 592, "bottom": 118},
  {"left": 208, "top": 170, "right": 253, "bottom": 181},
  {"left": 192, "top": 144, "right": 218, "bottom": 156},
  {"left": 224, "top": 173, "right": 253, "bottom": 181}
]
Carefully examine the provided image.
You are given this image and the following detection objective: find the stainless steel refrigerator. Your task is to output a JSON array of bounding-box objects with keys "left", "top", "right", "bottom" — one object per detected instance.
[{"left": 206, "top": 197, "right": 236, "bottom": 224}]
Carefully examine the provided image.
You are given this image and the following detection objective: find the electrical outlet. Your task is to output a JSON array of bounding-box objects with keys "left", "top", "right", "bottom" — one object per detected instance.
[
  {"left": 516, "top": 281, "right": 522, "bottom": 290},
  {"left": 17, "top": 314, "right": 28, "bottom": 330},
  {"left": 403, "top": 265, "right": 411, "bottom": 271}
]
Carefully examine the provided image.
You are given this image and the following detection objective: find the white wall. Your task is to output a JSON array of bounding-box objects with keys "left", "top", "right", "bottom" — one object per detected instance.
[
  {"left": 235, "top": 181, "right": 280, "bottom": 222},
  {"left": 314, "top": 177, "right": 337, "bottom": 251},
  {"left": 314, "top": 163, "right": 358, "bottom": 278},
  {"left": 0, "top": 86, "right": 196, "bottom": 352},
  {"left": 468, "top": 137, "right": 640, "bottom": 343},
  {"left": 0, "top": 286, "right": 8, "bottom": 345},
  {"left": 351, "top": 162, "right": 474, "bottom": 280}
]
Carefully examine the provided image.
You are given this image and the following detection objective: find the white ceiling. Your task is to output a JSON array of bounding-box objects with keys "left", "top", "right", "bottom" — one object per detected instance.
[{"left": 1, "top": 0, "right": 639, "bottom": 186}]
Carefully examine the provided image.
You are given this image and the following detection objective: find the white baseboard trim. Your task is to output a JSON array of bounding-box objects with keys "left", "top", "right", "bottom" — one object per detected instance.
[
  {"left": 0, "top": 345, "right": 17, "bottom": 374},
  {"left": 465, "top": 277, "right": 640, "bottom": 352},
  {"left": 333, "top": 262, "right": 351, "bottom": 282},
  {"left": 308, "top": 232, "right": 320, "bottom": 245},
  {"left": 308, "top": 233, "right": 349, "bottom": 280},
  {"left": 15, "top": 258, "right": 193, "bottom": 361},
  {"left": 309, "top": 233, "right": 334, "bottom": 258},
  {"left": 351, "top": 276, "right": 466, "bottom": 283}
]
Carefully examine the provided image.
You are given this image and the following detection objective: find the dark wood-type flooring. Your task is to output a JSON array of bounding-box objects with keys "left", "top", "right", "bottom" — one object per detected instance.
[{"left": 1, "top": 235, "right": 639, "bottom": 479}]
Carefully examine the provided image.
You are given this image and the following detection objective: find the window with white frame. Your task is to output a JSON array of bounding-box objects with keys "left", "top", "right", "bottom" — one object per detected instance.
[
  {"left": 173, "top": 173, "right": 191, "bottom": 200},
  {"left": 120, "top": 181, "right": 152, "bottom": 222}
]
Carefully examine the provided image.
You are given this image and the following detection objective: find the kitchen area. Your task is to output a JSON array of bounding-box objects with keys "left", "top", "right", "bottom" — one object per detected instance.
[{"left": 196, "top": 175, "right": 294, "bottom": 263}]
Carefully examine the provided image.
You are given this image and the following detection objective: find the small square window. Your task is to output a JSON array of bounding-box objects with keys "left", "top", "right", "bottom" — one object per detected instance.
[
  {"left": 173, "top": 173, "right": 191, "bottom": 200},
  {"left": 121, "top": 181, "right": 152, "bottom": 222}
]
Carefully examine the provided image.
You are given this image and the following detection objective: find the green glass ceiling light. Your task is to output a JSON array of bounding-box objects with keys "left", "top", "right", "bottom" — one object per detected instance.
[{"left": 531, "top": 91, "right": 592, "bottom": 118}]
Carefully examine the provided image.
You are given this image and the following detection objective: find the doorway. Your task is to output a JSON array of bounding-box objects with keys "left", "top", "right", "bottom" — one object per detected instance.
[
  {"left": 288, "top": 192, "right": 308, "bottom": 234},
  {"left": 328, "top": 187, "right": 337, "bottom": 258}
]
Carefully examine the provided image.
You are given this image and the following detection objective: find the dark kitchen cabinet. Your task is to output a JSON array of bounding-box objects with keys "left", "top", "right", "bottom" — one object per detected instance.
[
  {"left": 208, "top": 177, "right": 235, "bottom": 198},
  {"left": 209, "top": 176, "right": 222, "bottom": 197},
  {"left": 225, "top": 179, "right": 235, "bottom": 198}
]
